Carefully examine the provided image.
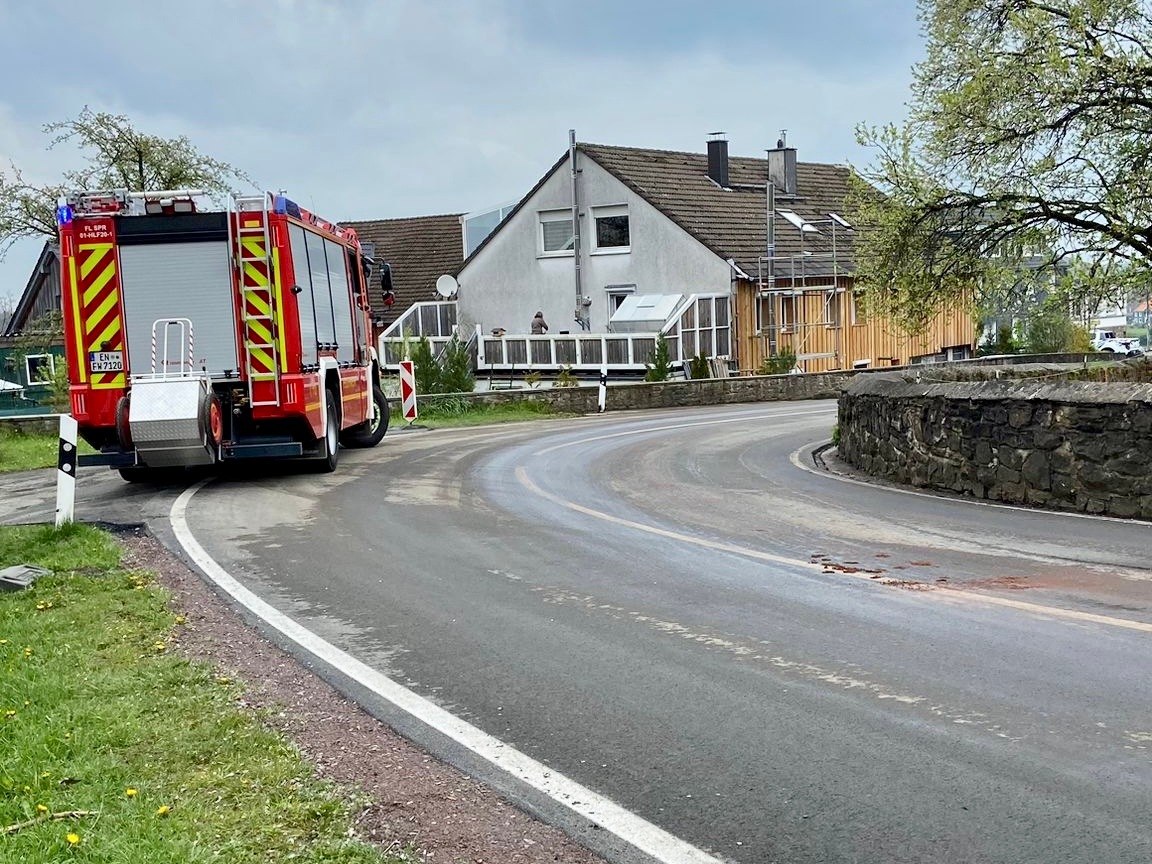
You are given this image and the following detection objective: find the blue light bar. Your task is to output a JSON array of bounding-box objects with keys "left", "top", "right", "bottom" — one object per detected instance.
[{"left": 56, "top": 204, "right": 73, "bottom": 226}]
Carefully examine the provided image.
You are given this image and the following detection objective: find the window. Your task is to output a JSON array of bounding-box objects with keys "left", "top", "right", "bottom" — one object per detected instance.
[
  {"left": 824, "top": 291, "right": 841, "bottom": 328},
  {"left": 25, "top": 354, "right": 54, "bottom": 384},
  {"left": 463, "top": 201, "right": 516, "bottom": 256},
  {"left": 605, "top": 284, "right": 635, "bottom": 322},
  {"left": 850, "top": 291, "right": 865, "bottom": 325},
  {"left": 288, "top": 224, "right": 318, "bottom": 366},
  {"left": 539, "top": 210, "right": 574, "bottom": 254},
  {"left": 780, "top": 296, "right": 796, "bottom": 331},
  {"left": 325, "top": 238, "right": 354, "bottom": 362},
  {"left": 305, "top": 230, "right": 336, "bottom": 346},
  {"left": 591, "top": 205, "right": 629, "bottom": 252}
]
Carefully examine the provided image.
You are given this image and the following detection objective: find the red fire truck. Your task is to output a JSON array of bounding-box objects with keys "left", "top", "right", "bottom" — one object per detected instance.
[{"left": 57, "top": 188, "right": 390, "bottom": 480}]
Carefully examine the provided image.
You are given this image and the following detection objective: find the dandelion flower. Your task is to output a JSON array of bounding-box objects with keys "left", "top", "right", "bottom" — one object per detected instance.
[
  {"left": 156, "top": 805, "right": 171, "bottom": 816},
  {"left": 35, "top": 803, "right": 48, "bottom": 813},
  {"left": 40, "top": 771, "right": 51, "bottom": 779},
  {"left": 152, "top": 641, "right": 167, "bottom": 652},
  {"left": 3, "top": 709, "right": 15, "bottom": 719},
  {"left": 66, "top": 832, "right": 80, "bottom": 846},
  {"left": 126, "top": 788, "right": 138, "bottom": 797},
  {"left": 174, "top": 615, "right": 186, "bottom": 625},
  {"left": 0, "top": 638, "right": 8, "bottom": 644}
]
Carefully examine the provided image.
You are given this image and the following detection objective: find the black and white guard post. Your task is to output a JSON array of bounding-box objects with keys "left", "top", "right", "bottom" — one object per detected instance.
[
  {"left": 55, "top": 414, "right": 78, "bottom": 528},
  {"left": 598, "top": 365, "right": 608, "bottom": 413}
]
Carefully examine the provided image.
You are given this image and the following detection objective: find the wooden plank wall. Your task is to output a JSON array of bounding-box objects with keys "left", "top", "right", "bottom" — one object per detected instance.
[{"left": 733, "top": 279, "right": 976, "bottom": 374}]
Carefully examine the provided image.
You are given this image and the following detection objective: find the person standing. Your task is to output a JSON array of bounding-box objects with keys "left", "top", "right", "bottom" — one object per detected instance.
[{"left": 531, "top": 311, "right": 549, "bottom": 335}]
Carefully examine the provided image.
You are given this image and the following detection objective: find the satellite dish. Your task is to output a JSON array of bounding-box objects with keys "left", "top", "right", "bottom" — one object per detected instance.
[{"left": 435, "top": 274, "right": 459, "bottom": 299}]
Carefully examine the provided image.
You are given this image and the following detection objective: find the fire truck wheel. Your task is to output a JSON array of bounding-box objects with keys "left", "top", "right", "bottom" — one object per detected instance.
[
  {"left": 201, "top": 393, "right": 223, "bottom": 447},
  {"left": 318, "top": 389, "right": 340, "bottom": 473},
  {"left": 340, "top": 385, "right": 389, "bottom": 448},
  {"left": 116, "top": 395, "right": 134, "bottom": 450}
]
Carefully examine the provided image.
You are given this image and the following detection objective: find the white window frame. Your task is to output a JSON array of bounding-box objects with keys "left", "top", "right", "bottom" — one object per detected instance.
[
  {"left": 605, "top": 284, "right": 636, "bottom": 322},
  {"left": 538, "top": 209, "right": 575, "bottom": 257},
  {"left": 850, "top": 290, "right": 864, "bottom": 325},
  {"left": 780, "top": 295, "right": 796, "bottom": 332},
  {"left": 25, "top": 353, "right": 55, "bottom": 384},
  {"left": 824, "top": 291, "right": 841, "bottom": 328},
  {"left": 590, "top": 204, "right": 630, "bottom": 254}
]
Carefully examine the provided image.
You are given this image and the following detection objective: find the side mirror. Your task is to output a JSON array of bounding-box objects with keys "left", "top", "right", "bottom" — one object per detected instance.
[{"left": 379, "top": 263, "right": 394, "bottom": 307}]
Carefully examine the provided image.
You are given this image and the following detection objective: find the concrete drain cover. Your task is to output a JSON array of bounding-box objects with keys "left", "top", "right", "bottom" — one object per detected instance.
[{"left": 0, "top": 564, "right": 50, "bottom": 592}]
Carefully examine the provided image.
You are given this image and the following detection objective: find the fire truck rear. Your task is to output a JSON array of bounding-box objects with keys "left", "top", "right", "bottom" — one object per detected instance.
[{"left": 58, "top": 189, "right": 389, "bottom": 480}]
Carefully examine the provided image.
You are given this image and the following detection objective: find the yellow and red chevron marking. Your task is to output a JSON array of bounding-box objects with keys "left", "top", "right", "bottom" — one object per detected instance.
[
  {"left": 239, "top": 234, "right": 277, "bottom": 380},
  {"left": 76, "top": 242, "right": 126, "bottom": 390}
]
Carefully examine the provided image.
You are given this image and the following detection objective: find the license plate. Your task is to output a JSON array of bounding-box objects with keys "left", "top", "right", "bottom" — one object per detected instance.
[{"left": 89, "top": 351, "right": 124, "bottom": 372}]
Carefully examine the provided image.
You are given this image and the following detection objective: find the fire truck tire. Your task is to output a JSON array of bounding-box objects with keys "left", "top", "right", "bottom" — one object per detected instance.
[
  {"left": 341, "top": 385, "right": 389, "bottom": 448},
  {"left": 116, "top": 395, "right": 134, "bottom": 450},
  {"left": 318, "top": 389, "right": 340, "bottom": 473},
  {"left": 200, "top": 392, "right": 223, "bottom": 447}
]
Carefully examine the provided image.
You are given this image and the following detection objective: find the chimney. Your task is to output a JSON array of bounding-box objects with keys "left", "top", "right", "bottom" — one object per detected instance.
[
  {"left": 707, "top": 132, "right": 729, "bottom": 188},
  {"left": 767, "top": 132, "right": 797, "bottom": 197}
]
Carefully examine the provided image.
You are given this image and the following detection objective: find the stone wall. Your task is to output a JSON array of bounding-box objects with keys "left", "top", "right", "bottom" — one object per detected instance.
[
  {"left": 0, "top": 416, "right": 59, "bottom": 435},
  {"left": 838, "top": 368, "right": 1152, "bottom": 518},
  {"left": 421, "top": 371, "right": 856, "bottom": 414}
]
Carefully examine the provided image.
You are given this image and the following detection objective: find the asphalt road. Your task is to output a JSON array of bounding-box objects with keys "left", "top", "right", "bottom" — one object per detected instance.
[{"left": 15, "top": 401, "right": 1152, "bottom": 863}]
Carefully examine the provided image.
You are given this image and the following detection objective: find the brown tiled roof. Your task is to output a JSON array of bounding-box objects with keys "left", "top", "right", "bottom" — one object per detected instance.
[
  {"left": 579, "top": 143, "right": 857, "bottom": 280},
  {"left": 344, "top": 214, "right": 464, "bottom": 326}
]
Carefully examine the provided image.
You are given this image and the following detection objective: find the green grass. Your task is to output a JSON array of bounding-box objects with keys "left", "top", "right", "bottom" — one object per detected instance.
[
  {"left": 0, "top": 428, "right": 96, "bottom": 474},
  {"left": 0, "top": 523, "right": 407, "bottom": 863},
  {"left": 393, "top": 398, "right": 573, "bottom": 428}
]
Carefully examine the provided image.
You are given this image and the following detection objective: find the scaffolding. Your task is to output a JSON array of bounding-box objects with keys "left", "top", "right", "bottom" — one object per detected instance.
[{"left": 755, "top": 189, "right": 854, "bottom": 371}]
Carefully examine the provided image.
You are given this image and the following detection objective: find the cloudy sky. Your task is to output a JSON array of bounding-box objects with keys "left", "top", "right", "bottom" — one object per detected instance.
[{"left": 0, "top": 0, "right": 922, "bottom": 303}]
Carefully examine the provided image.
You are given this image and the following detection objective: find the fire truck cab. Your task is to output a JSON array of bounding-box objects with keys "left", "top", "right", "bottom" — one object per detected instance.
[{"left": 58, "top": 188, "right": 389, "bottom": 480}]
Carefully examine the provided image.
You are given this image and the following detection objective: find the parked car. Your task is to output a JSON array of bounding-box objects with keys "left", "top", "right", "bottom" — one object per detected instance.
[{"left": 1092, "top": 330, "right": 1143, "bottom": 355}]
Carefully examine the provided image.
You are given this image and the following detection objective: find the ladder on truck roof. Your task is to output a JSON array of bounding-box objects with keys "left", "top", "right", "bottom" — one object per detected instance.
[{"left": 230, "top": 193, "right": 281, "bottom": 407}]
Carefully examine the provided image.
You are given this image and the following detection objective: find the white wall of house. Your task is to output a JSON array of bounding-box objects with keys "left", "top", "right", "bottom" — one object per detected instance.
[{"left": 457, "top": 152, "right": 731, "bottom": 335}]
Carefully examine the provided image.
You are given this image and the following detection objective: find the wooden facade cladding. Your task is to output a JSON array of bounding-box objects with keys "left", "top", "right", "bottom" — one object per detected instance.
[{"left": 733, "top": 279, "right": 976, "bottom": 374}]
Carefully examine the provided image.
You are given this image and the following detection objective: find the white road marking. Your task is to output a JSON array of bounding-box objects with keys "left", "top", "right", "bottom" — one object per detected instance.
[
  {"left": 170, "top": 481, "right": 722, "bottom": 864},
  {"left": 532, "top": 407, "right": 835, "bottom": 456},
  {"left": 515, "top": 469, "right": 1152, "bottom": 636}
]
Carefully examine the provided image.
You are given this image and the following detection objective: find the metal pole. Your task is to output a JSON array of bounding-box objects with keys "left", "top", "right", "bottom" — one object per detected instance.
[
  {"left": 766, "top": 173, "right": 778, "bottom": 358},
  {"left": 55, "top": 414, "right": 78, "bottom": 528},
  {"left": 570, "top": 129, "right": 584, "bottom": 329}
]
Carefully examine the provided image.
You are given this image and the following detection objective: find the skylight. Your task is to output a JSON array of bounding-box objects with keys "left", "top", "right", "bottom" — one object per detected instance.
[{"left": 776, "top": 209, "right": 820, "bottom": 233}]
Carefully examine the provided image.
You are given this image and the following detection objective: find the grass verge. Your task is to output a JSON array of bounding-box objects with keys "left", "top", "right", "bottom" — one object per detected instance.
[
  {"left": 0, "top": 428, "right": 96, "bottom": 474},
  {"left": 0, "top": 522, "right": 406, "bottom": 863},
  {"left": 392, "top": 397, "right": 574, "bottom": 429}
]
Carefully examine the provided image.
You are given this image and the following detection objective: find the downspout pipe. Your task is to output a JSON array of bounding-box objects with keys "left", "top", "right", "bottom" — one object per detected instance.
[{"left": 570, "top": 129, "right": 586, "bottom": 330}]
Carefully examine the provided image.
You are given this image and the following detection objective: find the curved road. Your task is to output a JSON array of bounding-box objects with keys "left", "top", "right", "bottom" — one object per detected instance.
[{"left": 131, "top": 402, "right": 1152, "bottom": 862}]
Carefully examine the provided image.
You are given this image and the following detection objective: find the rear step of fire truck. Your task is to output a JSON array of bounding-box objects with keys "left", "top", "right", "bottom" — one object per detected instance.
[{"left": 232, "top": 194, "right": 281, "bottom": 408}]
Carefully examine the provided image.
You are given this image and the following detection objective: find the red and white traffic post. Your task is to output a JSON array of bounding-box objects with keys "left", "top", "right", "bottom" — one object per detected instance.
[{"left": 399, "top": 359, "right": 418, "bottom": 425}]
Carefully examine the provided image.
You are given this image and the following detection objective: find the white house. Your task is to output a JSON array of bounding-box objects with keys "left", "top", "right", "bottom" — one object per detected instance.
[
  {"left": 456, "top": 135, "right": 739, "bottom": 338},
  {"left": 387, "top": 133, "right": 974, "bottom": 374}
]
